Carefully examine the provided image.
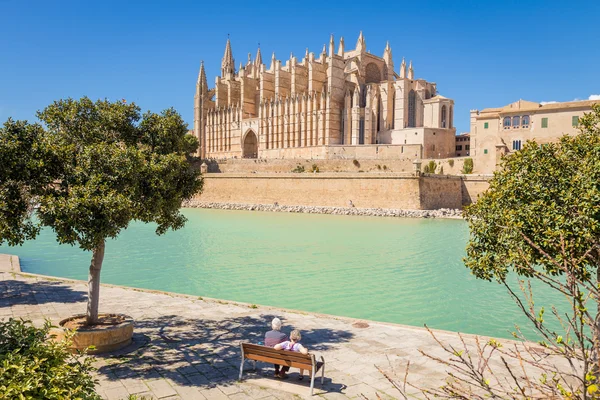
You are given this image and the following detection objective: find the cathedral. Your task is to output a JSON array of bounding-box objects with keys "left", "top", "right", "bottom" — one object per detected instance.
[{"left": 194, "top": 33, "right": 456, "bottom": 160}]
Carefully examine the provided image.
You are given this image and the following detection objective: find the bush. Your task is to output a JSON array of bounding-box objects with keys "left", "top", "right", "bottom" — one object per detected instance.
[
  {"left": 311, "top": 164, "right": 319, "bottom": 173},
  {"left": 376, "top": 164, "right": 382, "bottom": 170},
  {"left": 0, "top": 318, "right": 99, "bottom": 399},
  {"left": 291, "top": 164, "right": 305, "bottom": 173},
  {"left": 439, "top": 166, "right": 444, "bottom": 175},
  {"left": 352, "top": 159, "right": 360, "bottom": 167},
  {"left": 448, "top": 159, "right": 454, "bottom": 167},
  {"left": 462, "top": 157, "right": 474, "bottom": 174},
  {"left": 423, "top": 160, "right": 437, "bottom": 174},
  {"left": 383, "top": 165, "right": 388, "bottom": 170}
]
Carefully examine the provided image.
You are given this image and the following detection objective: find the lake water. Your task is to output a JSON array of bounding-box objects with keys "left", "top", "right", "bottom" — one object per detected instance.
[{"left": 6, "top": 208, "right": 561, "bottom": 340}]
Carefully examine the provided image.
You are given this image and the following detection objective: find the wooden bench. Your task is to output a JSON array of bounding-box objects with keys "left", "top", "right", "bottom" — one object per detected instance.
[{"left": 239, "top": 343, "right": 325, "bottom": 396}]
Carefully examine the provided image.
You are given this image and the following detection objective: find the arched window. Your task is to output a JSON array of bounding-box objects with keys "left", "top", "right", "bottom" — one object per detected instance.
[
  {"left": 449, "top": 106, "right": 453, "bottom": 128},
  {"left": 503, "top": 117, "right": 511, "bottom": 129},
  {"left": 408, "top": 90, "right": 416, "bottom": 128},
  {"left": 441, "top": 105, "right": 447, "bottom": 128},
  {"left": 522, "top": 115, "right": 530, "bottom": 128},
  {"left": 512, "top": 116, "right": 520, "bottom": 128}
]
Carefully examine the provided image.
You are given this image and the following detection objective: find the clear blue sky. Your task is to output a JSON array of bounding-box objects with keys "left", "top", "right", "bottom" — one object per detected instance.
[{"left": 1, "top": 0, "right": 599, "bottom": 134}]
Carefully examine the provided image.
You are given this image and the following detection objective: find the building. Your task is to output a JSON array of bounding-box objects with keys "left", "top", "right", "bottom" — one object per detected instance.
[
  {"left": 193, "top": 33, "right": 456, "bottom": 161},
  {"left": 470, "top": 99, "right": 599, "bottom": 173},
  {"left": 455, "top": 133, "right": 470, "bottom": 157}
]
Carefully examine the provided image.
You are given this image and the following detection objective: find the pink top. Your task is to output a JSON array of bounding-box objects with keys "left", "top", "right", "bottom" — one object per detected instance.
[{"left": 278, "top": 341, "right": 302, "bottom": 352}]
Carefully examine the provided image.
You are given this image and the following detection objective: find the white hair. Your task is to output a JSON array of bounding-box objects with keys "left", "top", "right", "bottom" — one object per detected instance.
[{"left": 271, "top": 318, "right": 282, "bottom": 331}]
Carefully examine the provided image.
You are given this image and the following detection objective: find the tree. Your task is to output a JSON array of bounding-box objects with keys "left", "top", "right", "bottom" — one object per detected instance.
[
  {"left": 382, "top": 105, "right": 600, "bottom": 399},
  {"left": 0, "top": 97, "right": 202, "bottom": 325},
  {"left": 461, "top": 104, "right": 600, "bottom": 396}
]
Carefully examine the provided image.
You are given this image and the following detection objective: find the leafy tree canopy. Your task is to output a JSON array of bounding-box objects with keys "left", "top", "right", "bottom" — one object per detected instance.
[
  {"left": 464, "top": 104, "right": 600, "bottom": 282},
  {"left": 32, "top": 97, "right": 202, "bottom": 251}
]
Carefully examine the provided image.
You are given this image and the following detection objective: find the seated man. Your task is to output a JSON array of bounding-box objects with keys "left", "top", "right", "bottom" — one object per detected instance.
[{"left": 264, "top": 317, "right": 288, "bottom": 376}]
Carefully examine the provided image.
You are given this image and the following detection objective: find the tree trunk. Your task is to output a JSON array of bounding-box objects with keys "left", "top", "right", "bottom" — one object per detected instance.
[{"left": 86, "top": 241, "right": 105, "bottom": 326}]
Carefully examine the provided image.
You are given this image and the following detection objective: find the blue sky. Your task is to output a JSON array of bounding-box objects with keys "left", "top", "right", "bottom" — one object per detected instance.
[{"left": 1, "top": 0, "right": 599, "bottom": 134}]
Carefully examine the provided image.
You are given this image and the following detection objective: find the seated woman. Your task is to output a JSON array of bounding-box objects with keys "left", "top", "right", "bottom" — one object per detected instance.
[{"left": 274, "top": 329, "right": 308, "bottom": 380}]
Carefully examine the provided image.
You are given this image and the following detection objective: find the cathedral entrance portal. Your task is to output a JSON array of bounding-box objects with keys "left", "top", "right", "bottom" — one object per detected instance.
[{"left": 242, "top": 130, "right": 258, "bottom": 158}]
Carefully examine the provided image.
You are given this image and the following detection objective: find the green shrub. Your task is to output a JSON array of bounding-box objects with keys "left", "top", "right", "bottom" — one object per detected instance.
[
  {"left": 352, "top": 159, "right": 360, "bottom": 167},
  {"left": 311, "top": 164, "right": 319, "bottom": 173},
  {"left": 448, "top": 159, "right": 454, "bottom": 167},
  {"left": 439, "top": 166, "right": 444, "bottom": 175},
  {"left": 383, "top": 165, "right": 388, "bottom": 170},
  {"left": 423, "top": 160, "right": 437, "bottom": 174},
  {"left": 0, "top": 318, "right": 99, "bottom": 399},
  {"left": 462, "top": 158, "right": 474, "bottom": 174},
  {"left": 291, "top": 164, "right": 305, "bottom": 173},
  {"left": 376, "top": 164, "right": 382, "bottom": 170}
]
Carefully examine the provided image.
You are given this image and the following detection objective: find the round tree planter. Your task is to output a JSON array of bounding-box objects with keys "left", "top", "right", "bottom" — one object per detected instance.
[{"left": 52, "top": 314, "right": 134, "bottom": 354}]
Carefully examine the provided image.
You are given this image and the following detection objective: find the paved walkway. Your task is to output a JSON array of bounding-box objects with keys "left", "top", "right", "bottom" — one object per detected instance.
[{"left": 0, "top": 271, "right": 533, "bottom": 399}]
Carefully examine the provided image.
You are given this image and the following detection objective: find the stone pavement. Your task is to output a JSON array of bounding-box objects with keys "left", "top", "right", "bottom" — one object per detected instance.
[{"left": 0, "top": 271, "right": 537, "bottom": 399}]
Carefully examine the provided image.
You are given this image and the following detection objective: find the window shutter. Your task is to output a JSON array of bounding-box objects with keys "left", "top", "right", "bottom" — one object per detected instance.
[
  {"left": 484, "top": 122, "right": 488, "bottom": 129},
  {"left": 572, "top": 116, "right": 579, "bottom": 127},
  {"left": 541, "top": 118, "right": 548, "bottom": 128}
]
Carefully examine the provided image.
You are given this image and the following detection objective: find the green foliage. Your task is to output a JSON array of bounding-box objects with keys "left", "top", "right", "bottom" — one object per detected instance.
[
  {"left": 464, "top": 104, "right": 600, "bottom": 282},
  {"left": 376, "top": 164, "right": 381, "bottom": 170},
  {"left": 34, "top": 97, "right": 203, "bottom": 249},
  {"left": 0, "top": 318, "right": 99, "bottom": 399},
  {"left": 439, "top": 166, "right": 444, "bottom": 175},
  {"left": 352, "top": 159, "right": 360, "bottom": 167},
  {"left": 461, "top": 157, "right": 473, "bottom": 174},
  {"left": 449, "top": 159, "right": 455, "bottom": 168},
  {"left": 311, "top": 164, "right": 319, "bottom": 173},
  {"left": 291, "top": 164, "right": 305, "bottom": 173},
  {"left": 0, "top": 119, "right": 60, "bottom": 246},
  {"left": 382, "top": 165, "right": 388, "bottom": 170},
  {"left": 423, "top": 160, "right": 437, "bottom": 174}
]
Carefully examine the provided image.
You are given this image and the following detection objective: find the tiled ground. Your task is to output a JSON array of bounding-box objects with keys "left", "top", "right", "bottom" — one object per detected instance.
[{"left": 0, "top": 271, "right": 545, "bottom": 399}]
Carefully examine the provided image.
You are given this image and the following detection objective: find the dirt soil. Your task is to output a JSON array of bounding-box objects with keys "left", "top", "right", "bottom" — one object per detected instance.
[{"left": 62, "top": 314, "right": 127, "bottom": 330}]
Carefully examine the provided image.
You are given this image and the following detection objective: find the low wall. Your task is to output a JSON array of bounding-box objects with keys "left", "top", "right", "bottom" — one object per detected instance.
[
  {"left": 207, "top": 158, "right": 417, "bottom": 174},
  {"left": 461, "top": 175, "right": 492, "bottom": 206},
  {"left": 195, "top": 173, "right": 462, "bottom": 210}
]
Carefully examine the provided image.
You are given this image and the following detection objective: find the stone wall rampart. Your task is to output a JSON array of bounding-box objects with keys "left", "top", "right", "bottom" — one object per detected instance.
[{"left": 196, "top": 173, "right": 463, "bottom": 210}]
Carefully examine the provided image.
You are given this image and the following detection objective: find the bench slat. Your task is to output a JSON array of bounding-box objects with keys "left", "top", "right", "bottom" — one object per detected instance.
[
  {"left": 243, "top": 346, "right": 313, "bottom": 363},
  {"left": 243, "top": 343, "right": 312, "bottom": 358},
  {"left": 245, "top": 353, "right": 313, "bottom": 371}
]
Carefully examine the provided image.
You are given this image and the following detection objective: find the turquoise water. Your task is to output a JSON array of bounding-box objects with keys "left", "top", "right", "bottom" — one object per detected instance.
[{"left": 5, "top": 209, "right": 562, "bottom": 340}]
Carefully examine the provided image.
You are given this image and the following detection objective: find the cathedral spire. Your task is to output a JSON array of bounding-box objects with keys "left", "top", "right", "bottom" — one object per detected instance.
[
  {"left": 197, "top": 61, "right": 208, "bottom": 95},
  {"left": 255, "top": 45, "right": 263, "bottom": 67},
  {"left": 270, "top": 52, "right": 276, "bottom": 71},
  {"left": 356, "top": 31, "right": 366, "bottom": 53},
  {"left": 221, "top": 37, "right": 235, "bottom": 77},
  {"left": 400, "top": 57, "right": 406, "bottom": 78},
  {"left": 408, "top": 60, "right": 414, "bottom": 79},
  {"left": 329, "top": 34, "right": 335, "bottom": 57},
  {"left": 338, "top": 36, "right": 345, "bottom": 57},
  {"left": 383, "top": 42, "right": 393, "bottom": 80}
]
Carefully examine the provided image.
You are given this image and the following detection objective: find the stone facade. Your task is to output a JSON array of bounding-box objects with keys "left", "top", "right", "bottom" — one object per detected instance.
[
  {"left": 470, "top": 99, "right": 599, "bottom": 173},
  {"left": 193, "top": 33, "right": 456, "bottom": 161},
  {"left": 454, "top": 133, "right": 470, "bottom": 157}
]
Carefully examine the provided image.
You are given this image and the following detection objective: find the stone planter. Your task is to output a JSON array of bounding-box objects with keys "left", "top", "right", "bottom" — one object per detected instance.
[{"left": 51, "top": 314, "right": 134, "bottom": 354}]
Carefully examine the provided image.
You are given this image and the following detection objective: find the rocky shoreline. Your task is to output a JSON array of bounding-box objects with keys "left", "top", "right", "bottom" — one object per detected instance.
[{"left": 184, "top": 200, "right": 463, "bottom": 219}]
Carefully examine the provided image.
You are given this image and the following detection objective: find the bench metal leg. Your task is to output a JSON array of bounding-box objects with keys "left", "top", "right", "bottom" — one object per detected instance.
[
  {"left": 310, "top": 369, "right": 316, "bottom": 396},
  {"left": 239, "top": 358, "right": 245, "bottom": 381},
  {"left": 321, "top": 364, "right": 325, "bottom": 385}
]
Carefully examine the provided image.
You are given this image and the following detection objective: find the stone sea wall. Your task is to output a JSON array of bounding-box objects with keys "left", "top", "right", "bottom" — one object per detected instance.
[
  {"left": 184, "top": 200, "right": 463, "bottom": 219},
  {"left": 194, "top": 173, "right": 463, "bottom": 210}
]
